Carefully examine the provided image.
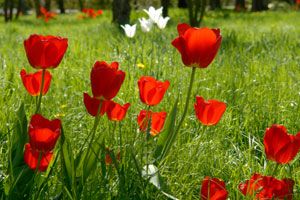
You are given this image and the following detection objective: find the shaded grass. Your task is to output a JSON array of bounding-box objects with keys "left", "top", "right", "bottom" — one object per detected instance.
[{"left": 0, "top": 9, "right": 300, "bottom": 199}]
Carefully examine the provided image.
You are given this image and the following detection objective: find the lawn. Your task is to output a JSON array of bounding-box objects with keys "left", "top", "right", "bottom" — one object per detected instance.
[{"left": 0, "top": 9, "right": 300, "bottom": 199}]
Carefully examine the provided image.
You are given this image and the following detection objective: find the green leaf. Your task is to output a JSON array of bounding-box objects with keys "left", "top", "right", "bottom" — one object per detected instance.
[
  {"left": 81, "top": 140, "right": 102, "bottom": 181},
  {"left": 12, "top": 103, "right": 28, "bottom": 167},
  {"left": 153, "top": 99, "right": 178, "bottom": 162},
  {"left": 60, "top": 127, "right": 75, "bottom": 193}
]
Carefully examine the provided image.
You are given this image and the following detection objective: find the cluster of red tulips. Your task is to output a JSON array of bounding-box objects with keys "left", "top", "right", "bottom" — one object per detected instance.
[
  {"left": 21, "top": 34, "right": 68, "bottom": 171},
  {"left": 80, "top": 8, "right": 103, "bottom": 19},
  {"left": 18, "top": 22, "right": 299, "bottom": 199},
  {"left": 39, "top": 7, "right": 56, "bottom": 22}
]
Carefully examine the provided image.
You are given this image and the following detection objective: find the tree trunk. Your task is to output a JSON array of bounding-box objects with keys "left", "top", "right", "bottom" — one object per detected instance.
[
  {"left": 34, "top": 0, "right": 41, "bottom": 17},
  {"left": 187, "top": 0, "right": 206, "bottom": 27},
  {"left": 161, "top": 0, "right": 170, "bottom": 17},
  {"left": 16, "top": 0, "right": 27, "bottom": 18},
  {"left": 112, "top": 0, "right": 131, "bottom": 25},
  {"left": 57, "top": 0, "right": 65, "bottom": 14},
  {"left": 252, "top": 0, "right": 268, "bottom": 11},
  {"left": 9, "top": 0, "right": 14, "bottom": 21},
  {"left": 4, "top": 0, "right": 9, "bottom": 22},
  {"left": 78, "top": 0, "right": 84, "bottom": 10},
  {"left": 210, "top": 0, "right": 221, "bottom": 9},
  {"left": 235, "top": 0, "right": 246, "bottom": 11},
  {"left": 45, "top": 0, "right": 51, "bottom": 10},
  {"left": 178, "top": 0, "right": 188, "bottom": 8}
]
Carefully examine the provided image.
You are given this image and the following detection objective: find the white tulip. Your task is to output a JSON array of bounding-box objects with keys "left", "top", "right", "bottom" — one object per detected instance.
[
  {"left": 139, "top": 18, "right": 153, "bottom": 32},
  {"left": 157, "top": 16, "right": 170, "bottom": 29},
  {"left": 120, "top": 24, "right": 136, "bottom": 38},
  {"left": 143, "top": 6, "right": 163, "bottom": 24}
]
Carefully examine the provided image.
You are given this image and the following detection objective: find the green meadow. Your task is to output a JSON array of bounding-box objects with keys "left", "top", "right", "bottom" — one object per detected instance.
[{"left": 0, "top": 9, "right": 300, "bottom": 199}]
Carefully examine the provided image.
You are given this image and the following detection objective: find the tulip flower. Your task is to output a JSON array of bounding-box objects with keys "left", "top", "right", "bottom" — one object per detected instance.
[
  {"left": 239, "top": 173, "right": 294, "bottom": 200},
  {"left": 106, "top": 101, "right": 130, "bottom": 121},
  {"left": 24, "top": 34, "right": 68, "bottom": 69},
  {"left": 20, "top": 69, "right": 52, "bottom": 96},
  {"left": 105, "top": 148, "right": 121, "bottom": 165},
  {"left": 137, "top": 110, "right": 167, "bottom": 136},
  {"left": 200, "top": 177, "right": 228, "bottom": 200},
  {"left": 264, "top": 124, "right": 300, "bottom": 164},
  {"left": 24, "top": 143, "right": 53, "bottom": 172},
  {"left": 157, "top": 16, "right": 170, "bottom": 29},
  {"left": 138, "top": 76, "right": 170, "bottom": 106},
  {"left": 40, "top": 7, "right": 56, "bottom": 22},
  {"left": 28, "top": 114, "right": 61, "bottom": 152},
  {"left": 139, "top": 18, "right": 153, "bottom": 32},
  {"left": 120, "top": 24, "right": 137, "bottom": 38},
  {"left": 194, "top": 96, "right": 226, "bottom": 126},
  {"left": 83, "top": 93, "right": 109, "bottom": 117},
  {"left": 143, "top": 6, "right": 163, "bottom": 24},
  {"left": 172, "top": 23, "right": 222, "bottom": 68},
  {"left": 91, "top": 61, "right": 125, "bottom": 100},
  {"left": 81, "top": 8, "right": 103, "bottom": 18}
]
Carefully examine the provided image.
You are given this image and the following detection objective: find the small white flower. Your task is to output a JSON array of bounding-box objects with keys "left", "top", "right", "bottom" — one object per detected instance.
[
  {"left": 157, "top": 16, "right": 170, "bottom": 29},
  {"left": 120, "top": 24, "right": 136, "bottom": 38},
  {"left": 139, "top": 18, "right": 153, "bottom": 32},
  {"left": 143, "top": 6, "right": 163, "bottom": 24},
  {"left": 142, "top": 164, "right": 160, "bottom": 189}
]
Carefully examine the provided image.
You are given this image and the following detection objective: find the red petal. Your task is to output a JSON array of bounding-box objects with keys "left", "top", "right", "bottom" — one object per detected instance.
[
  {"left": 83, "top": 93, "right": 108, "bottom": 117},
  {"left": 24, "top": 143, "right": 53, "bottom": 172}
]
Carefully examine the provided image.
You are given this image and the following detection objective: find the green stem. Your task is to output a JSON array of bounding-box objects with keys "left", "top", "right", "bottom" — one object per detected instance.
[
  {"left": 119, "top": 122, "right": 122, "bottom": 156},
  {"left": 271, "top": 163, "right": 280, "bottom": 176},
  {"left": 35, "top": 69, "right": 46, "bottom": 114},
  {"left": 175, "top": 67, "right": 196, "bottom": 136}
]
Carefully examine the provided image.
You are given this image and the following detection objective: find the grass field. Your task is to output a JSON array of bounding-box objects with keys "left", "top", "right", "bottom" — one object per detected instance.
[{"left": 0, "top": 9, "right": 300, "bottom": 199}]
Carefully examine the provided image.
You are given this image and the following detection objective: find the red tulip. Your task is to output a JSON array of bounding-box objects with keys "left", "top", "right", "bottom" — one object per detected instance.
[
  {"left": 239, "top": 173, "right": 294, "bottom": 200},
  {"left": 24, "top": 34, "right": 68, "bottom": 69},
  {"left": 106, "top": 101, "right": 130, "bottom": 121},
  {"left": 200, "top": 177, "right": 228, "bottom": 200},
  {"left": 83, "top": 93, "right": 109, "bottom": 117},
  {"left": 138, "top": 76, "right": 170, "bottom": 106},
  {"left": 172, "top": 23, "right": 222, "bottom": 68},
  {"left": 82, "top": 8, "right": 103, "bottom": 18},
  {"left": 194, "top": 96, "right": 226, "bottom": 126},
  {"left": 29, "top": 114, "right": 61, "bottom": 152},
  {"left": 137, "top": 110, "right": 167, "bottom": 136},
  {"left": 40, "top": 7, "right": 56, "bottom": 22},
  {"left": 20, "top": 69, "right": 52, "bottom": 96},
  {"left": 264, "top": 124, "right": 300, "bottom": 164},
  {"left": 105, "top": 148, "right": 121, "bottom": 165},
  {"left": 91, "top": 61, "right": 125, "bottom": 100},
  {"left": 24, "top": 143, "right": 53, "bottom": 172}
]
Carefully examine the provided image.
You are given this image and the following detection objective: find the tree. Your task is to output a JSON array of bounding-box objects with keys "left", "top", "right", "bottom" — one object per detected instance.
[
  {"left": 4, "top": 0, "right": 14, "bottom": 22},
  {"left": 34, "top": 0, "right": 42, "bottom": 17},
  {"left": 161, "top": 0, "right": 170, "bottom": 17},
  {"left": 16, "top": 0, "right": 28, "bottom": 19},
  {"left": 45, "top": 0, "right": 51, "bottom": 10},
  {"left": 78, "top": 0, "right": 84, "bottom": 11},
  {"left": 178, "top": 0, "right": 188, "bottom": 8},
  {"left": 187, "top": 0, "right": 206, "bottom": 26},
  {"left": 252, "top": 0, "right": 268, "bottom": 11},
  {"left": 235, "top": 0, "right": 246, "bottom": 11},
  {"left": 112, "top": 0, "right": 131, "bottom": 25},
  {"left": 209, "top": 0, "right": 221, "bottom": 9},
  {"left": 57, "top": 0, "right": 65, "bottom": 14}
]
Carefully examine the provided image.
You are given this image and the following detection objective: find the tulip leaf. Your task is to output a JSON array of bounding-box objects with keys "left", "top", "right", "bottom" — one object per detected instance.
[
  {"left": 153, "top": 99, "right": 178, "bottom": 162},
  {"left": 12, "top": 103, "right": 28, "bottom": 167},
  {"left": 82, "top": 140, "right": 102, "bottom": 181},
  {"left": 60, "top": 127, "right": 74, "bottom": 192}
]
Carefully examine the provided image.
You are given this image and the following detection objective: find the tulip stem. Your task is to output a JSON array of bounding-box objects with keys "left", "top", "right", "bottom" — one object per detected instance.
[
  {"left": 175, "top": 67, "right": 196, "bottom": 136},
  {"left": 35, "top": 69, "right": 46, "bottom": 114},
  {"left": 271, "top": 163, "right": 280, "bottom": 176}
]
